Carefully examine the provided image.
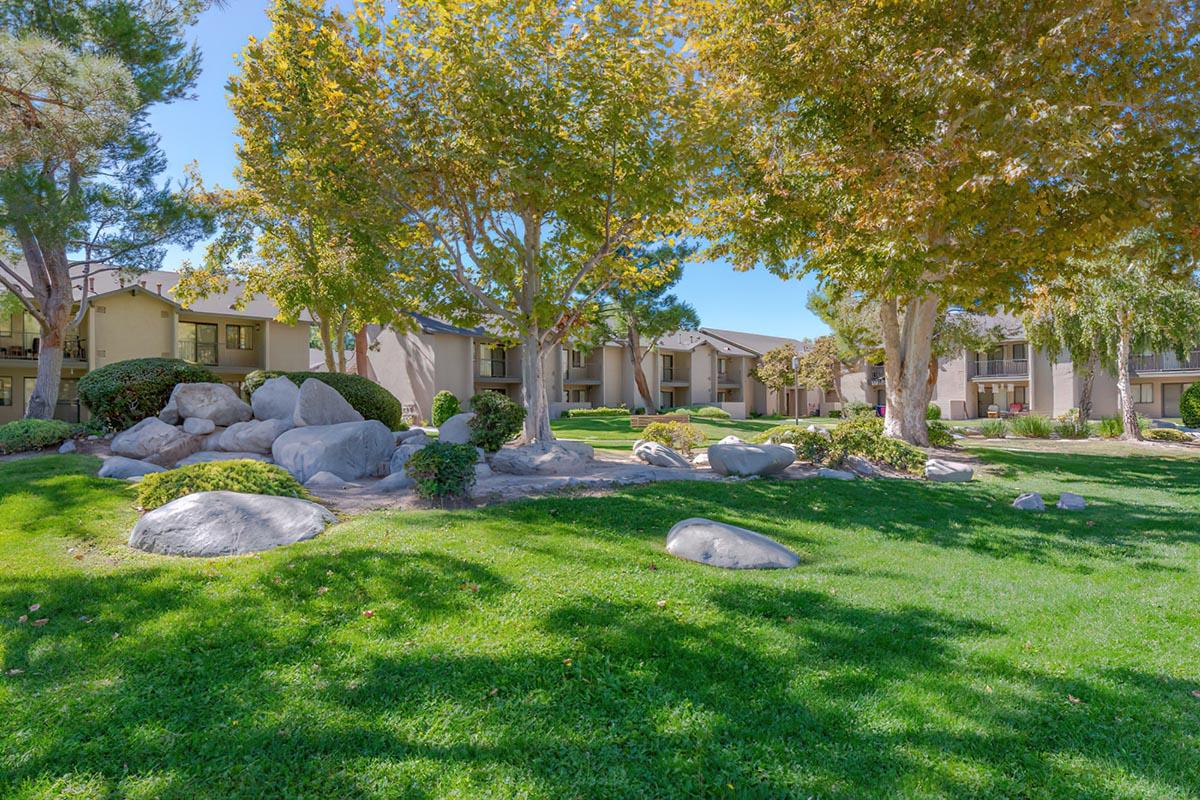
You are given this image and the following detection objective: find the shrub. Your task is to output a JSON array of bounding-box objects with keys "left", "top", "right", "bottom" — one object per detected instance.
[
  {"left": 1181, "top": 383, "right": 1200, "bottom": 427},
  {"left": 845, "top": 401, "right": 876, "bottom": 418},
  {"left": 135, "top": 460, "right": 308, "bottom": 510},
  {"left": 926, "top": 404, "right": 942, "bottom": 420},
  {"left": 633, "top": 407, "right": 646, "bottom": 415},
  {"left": 1055, "top": 409, "right": 1093, "bottom": 439},
  {"left": 980, "top": 419, "right": 1007, "bottom": 438},
  {"left": 566, "top": 406, "right": 629, "bottom": 418},
  {"left": 245, "top": 370, "right": 407, "bottom": 430},
  {"left": 405, "top": 442, "right": 478, "bottom": 500},
  {"left": 431, "top": 390, "right": 461, "bottom": 427},
  {"left": 468, "top": 392, "right": 526, "bottom": 452},
  {"left": 0, "top": 419, "right": 79, "bottom": 454},
  {"left": 1146, "top": 427, "right": 1194, "bottom": 443},
  {"left": 1098, "top": 414, "right": 1152, "bottom": 439},
  {"left": 826, "top": 409, "right": 842, "bottom": 418},
  {"left": 78, "top": 357, "right": 217, "bottom": 431},
  {"left": 753, "top": 424, "right": 830, "bottom": 463},
  {"left": 641, "top": 420, "right": 706, "bottom": 455},
  {"left": 827, "top": 414, "right": 925, "bottom": 474},
  {"left": 1009, "top": 414, "right": 1053, "bottom": 439},
  {"left": 670, "top": 404, "right": 730, "bottom": 419},
  {"left": 926, "top": 420, "right": 955, "bottom": 448}
]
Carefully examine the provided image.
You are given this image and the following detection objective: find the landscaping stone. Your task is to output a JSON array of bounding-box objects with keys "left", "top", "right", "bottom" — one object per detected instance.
[
  {"left": 817, "top": 467, "right": 856, "bottom": 480},
  {"left": 490, "top": 441, "right": 594, "bottom": 475},
  {"left": 806, "top": 425, "right": 831, "bottom": 439},
  {"left": 272, "top": 420, "right": 395, "bottom": 483},
  {"left": 1013, "top": 492, "right": 1045, "bottom": 511},
  {"left": 168, "top": 383, "right": 253, "bottom": 427},
  {"left": 58, "top": 440, "right": 76, "bottom": 454},
  {"left": 389, "top": 443, "right": 425, "bottom": 476},
  {"left": 305, "top": 471, "right": 359, "bottom": 490},
  {"left": 252, "top": 375, "right": 300, "bottom": 421},
  {"left": 129, "top": 491, "right": 334, "bottom": 557},
  {"left": 438, "top": 412, "right": 475, "bottom": 445},
  {"left": 219, "top": 418, "right": 292, "bottom": 454},
  {"left": 374, "top": 471, "right": 415, "bottom": 492},
  {"left": 182, "top": 417, "right": 216, "bottom": 435},
  {"left": 112, "top": 417, "right": 191, "bottom": 460},
  {"left": 665, "top": 517, "right": 799, "bottom": 570},
  {"left": 475, "top": 462, "right": 493, "bottom": 479},
  {"left": 1057, "top": 492, "right": 1086, "bottom": 510},
  {"left": 633, "top": 440, "right": 692, "bottom": 468},
  {"left": 845, "top": 455, "right": 880, "bottom": 477},
  {"left": 717, "top": 435, "right": 743, "bottom": 445},
  {"left": 293, "top": 378, "right": 363, "bottom": 427},
  {"left": 707, "top": 443, "right": 795, "bottom": 477},
  {"left": 174, "top": 451, "right": 273, "bottom": 467},
  {"left": 144, "top": 434, "right": 205, "bottom": 468},
  {"left": 925, "top": 458, "right": 974, "bottom": 482},
  {"left": 692, "top": 452, "right": 710, "bottom": 467},
  {"left": 98, "top": 456, "right": 166, "bottom": 479},
  {"left": 200, "top": 430, "right": 225, "bottom": 451},
  {"left": 395, "top": 429, "right": 429, "bottom": 447},
  {"left": 158, "top": 400, "right": 180, "bottom": 425}
]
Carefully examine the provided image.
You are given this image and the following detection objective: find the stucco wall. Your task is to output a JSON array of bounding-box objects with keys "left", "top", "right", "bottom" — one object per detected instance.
[
  {"left": 601, "top": 346, "right": 624, "bottom": 407},
  {"left": 264, "top": 321, "right": 311, "bottom": 372},
  {"left": 90, "top": 292, "right": 173, "bottom": 367}
]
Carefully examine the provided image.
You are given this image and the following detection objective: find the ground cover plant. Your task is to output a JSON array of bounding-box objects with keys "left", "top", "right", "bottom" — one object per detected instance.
[
  {"left": 980, "top": 419, "right": 1008, "bottom": 439},
  {"left": 1145, "top": 428, "right": 1193, "bottom": 443},
  {"left": 551, "top": 415, "right": 816, "bottom": 452},
  {"left": 134, "top": 461, "right": 308, "bottom": 510},
  {"left": 0, "top": 419, "right": 78, "bottom": 454},
  {"left": 1009, "top": 414, "right": 1053, "bottom": 439},
  {"left": 752, "top": 424, "right": 830, "bottom": 463}
]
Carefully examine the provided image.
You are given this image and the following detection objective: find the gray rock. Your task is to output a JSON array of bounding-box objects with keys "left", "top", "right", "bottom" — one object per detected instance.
[
  {"left": 272, "top": 420, "right": 395, "bottom": 483},
  {"left": 817, "top": 467, "right": 856, "bottom": 480},
  {"left": 475, "top": 462, "right": 493, "bottom": 479},
  {"left": 1151, "top": 419, "right": 1178, "bottom": 429},
  {"left": 304, "top": 471, "right": 360, "bottom": 490},
  {"left": 174, "top": 451, "right": 273, "bottom": 468},
  {"left": 58, "top": 439, "right": 76, "bottom": 454},
  {"left": 374, "top": 471, "right": 415, "bottom": 492},
  {"left": 845, "top": 455, "right": 880, "bottom": 477},
  {"left": 292, "top": 379, "right": 363, "bottom": 427},
  {"left": 666, "top": 517, "right": 799, "bottom": 570},
  {"left": 1013, "top": 492, "right": 1045, "bottom": 511},
  {"left": 1057, "top": 492, "right": 1086, "bottom": 510},
  {"left": 182, "top": 417, "right": 216, "bottom": 435},
  {"left": 692, "top": 451, "right": 710, "bottom": 467},
  {"left": 490, "top": 441, "right": 594, "bottom": 475},
  {"left": 129, "top": 491, "right": 334, "bottom": 557},
  {"left": 158, "top": 400, "right": 180, "bottom": 425},
  {"left": 389, "top": 443, "right": 425, "bottom": 476},
  {"left": 707, "top": 443, "right": 795, "bottom": 477},
  {"left": 219, "top": 418, "right": 292, "bottom": 454},
  {"left": 394, "top": 429, "right": 429, "bottom": 446},
  {"left": 99, "top": 456, "right": 166, "bottom": 479},
  {"left": 438, "top": 412, "right": 475, "bottom": 445},
  {"left": 201, "top": 430, "right": 225, "bottom": 451},
  {"left": 252, "top": 375, "right": 300, "bottom": 421},
  {"left": 806, "top": 424, "right": 832, "bottom": 439},
  {"left": 717, "top": 435, "right": 743, "bottom": 445},
  {"left": 633, "top": 440, "right": 692, "bottom": 468},
  {"left": 112, "top": 417, "right": 191, "bottom": 460},
  {"left": 168, "top": 383, "right": 253, "bottom": 427},
  {"left": 144, "top": 433, "right": 204, "bottom": 468},
  {"left": 925, "top": 458, "right": 974, "bottom": 482}
]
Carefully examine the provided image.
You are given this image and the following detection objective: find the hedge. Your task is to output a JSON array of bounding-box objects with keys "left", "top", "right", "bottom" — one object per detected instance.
[
  {"left": 1181, "top": 383, "right": 1200, "bottom": 427},
  {"left": 78, "top": 358, "right": 218, "bottom": 431},
  {"left": 565, "top": 406, "right": 629, "bottom": 418},
  {"left": 431, "top": 391, "right": 461, "bottom": 427},
  {"left": 245, "top": 370, "right": 407, "bottom": 430},
  {"left": 0, "top": 419, "right": 79, "bottom": 454},
  {"left": 136, "top": 460, "right": 309, "bottom": 510},
  {"left": 405, "top": 442, "right": 478, "bottom": 500}
]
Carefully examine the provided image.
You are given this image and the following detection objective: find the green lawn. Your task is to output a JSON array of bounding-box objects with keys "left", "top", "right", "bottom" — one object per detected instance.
[
  {"left": 2, "top": 449, "right": 1200, "bottom": 798},
  {"left": 550, "top": 414, "right": 821, "bottom": 451}
]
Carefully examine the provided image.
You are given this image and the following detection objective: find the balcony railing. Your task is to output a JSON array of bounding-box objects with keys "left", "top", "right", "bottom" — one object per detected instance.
[
  {"left": 661, "top": 367, "right": 690, "bottom": 383},
  {"left": 717, "top": 370, "right": 741, "bottom": 385},
  {"left": 969, "top": 358, "right": 1029, "bottom": 378},
  {"left": 1130, "top": 350, "right": 1200, "bottom": 373},
  {"left": 563, "top": 364, "right": 600, "bottom": 383},
  {"left": 0, "top": 334, "right": 87, "bottom": 362},
  {"left": 869, "top": 365, "right": 886, "bottom": 385}
]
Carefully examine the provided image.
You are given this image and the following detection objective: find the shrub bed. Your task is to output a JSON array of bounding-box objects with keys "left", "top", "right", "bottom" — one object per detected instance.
[
  {"left": 1054, "top": 409, "right": 1093, "bottom": 439},
  {"left": 752, "top": 424, "right": 830, "bottom": 463},
  {"left": 1098, "top": 414, "right": 1151, "bottom": 439},
  {"left": 667, "top": 404, "right": 730, "bottom": 419},
  {"left": 405, "top": 442, "right": 478, "bottom": 500},
  {"left": 468, "top": 392, "right": 526, "bottom": 452},
  {"left": 136, "top": 460, "right": 308, "bottom": 510},
  {"left": 245, "top": 370, "right": 407, "bottom": 430},
  {"left": 0, "top": 419, "right": 79, "bottom": 454},
  {"left": 641, "top": 421, "right": 705, "bottom": 455},
  {"left": 926, "top": 420, "right": 955, "bottom": 448},
  {"left": 827, "top": 415, "right": 926, "bottom": 474},
  {"left": 1009, "top": 414, "right": 1053, "bottom": 439},
  {"left": 431, "top": 391, "right": 461, "bottom": 427},
  {"left": 845, "top": 401, "right": 876, "bottom": 419},
  {"left": 1146, "top": 428, "right": 1194, "bottom": 443},
  {"left": 565, "top": 406, "right": 629, "bottom": 418},
  {"left": 79, "top": 358, "right": 218, "bottom": 431},
  {"left": 980, "top": 419, "right": 1007, "bottom": 439}
]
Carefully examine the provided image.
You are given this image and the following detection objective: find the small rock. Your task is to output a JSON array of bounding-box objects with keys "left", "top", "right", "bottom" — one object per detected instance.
[
  {"left": 57, "top": 440, "right": 76, "bottom": 454},
  {"left": 925, "top": 458, "right": 974, "bottom": 482},
  {"left": 844, "top": 455, "right": 880, "bottom": 477},
  {"left": 1057, "top": 492, "right": 1086, "bottom": 510},
  {"left": 158, "top": 400, "right": 180, "bottom": 425},
  {"left": 717, "top": 435, "right": 743, "bottom": 445},
  {"left": 305, "top": 471, "right": 360, "bottom": 490},
  {"left": 1012, "top": 492, "right": 1045, "bottom": 511},
  {"left": 633, "top": 440, "right": 692, "bottom": 468},
  {"left": 817, "top": 467, "right": 856, "bottom": 480},
  {"left": 394, "top": 429, "right": 429, "bottom": 446},
  {"left": 98, "top": 456, "right": 166, "bottom": 480},
  {"left": 475, "top": 462, "right": 493, "bottom": 479},
  {"left": 182, "top": 417, "right": 216, "bottom": 436},
  {"left": 374, "top": 472, "right": 415, "bottom": 492},
  {"left": 219, "top": 418, "right": 292, "bottom": 454},
  {"left": 666, "top": 517, "right": 799, "bottom": 570},
  {"left": 692, "top": 452, "right": 710, "bottom": 467}
]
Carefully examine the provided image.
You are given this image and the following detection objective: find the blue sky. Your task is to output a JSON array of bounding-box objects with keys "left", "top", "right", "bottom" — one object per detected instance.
[{"left": 149, "top": 4, "right": 828, "bottom": 341}]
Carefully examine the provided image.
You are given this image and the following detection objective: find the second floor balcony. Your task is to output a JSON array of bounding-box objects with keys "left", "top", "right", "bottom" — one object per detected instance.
[
  {"left": 969, "top": 358, "right": 1029, "bottom": 379},
  {"left": 1130, "top": 350, "right": 1200, "bottom": 374},
  {"left": 661, "top": 366, "right": 690, "bottom": 384},
  {"left": 0, "top": 333, "right": 87, "bottom": 363}
]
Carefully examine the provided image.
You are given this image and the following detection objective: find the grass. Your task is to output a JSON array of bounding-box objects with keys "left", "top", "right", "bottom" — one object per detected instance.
[
  {"left": 2, "top": 447, "right": 1200, "bottom": 798},
  {"left": 551, "top": 414, "right": 830, "bottom": 451}
]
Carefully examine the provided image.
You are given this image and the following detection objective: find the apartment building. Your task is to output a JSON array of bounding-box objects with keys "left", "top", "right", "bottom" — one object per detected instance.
[{"left": 0, "top": 269, "right": 312, "bottom": 424}]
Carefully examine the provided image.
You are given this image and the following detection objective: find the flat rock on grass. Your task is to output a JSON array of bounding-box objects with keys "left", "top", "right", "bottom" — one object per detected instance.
[
  {"left": 817, "top": 467, "right": 856, "bottom": 480},
  {"left": 1057, "top": 492, "right": 1086, "bottom": 510},
  {"left": 98, "top": 456, "right": 166, "bottom": 480},
  {"left": 633, "top": 441, "right": 691, "bottom": 469},
  {"left": 925, "top": 458, "right": 974, "bottom": 482},
  {"left": 666, "top": 517, "right": 799, "bottom": 570},
  {"left": 1013, "top": 492, "right": 1045, "bottom": 511}
]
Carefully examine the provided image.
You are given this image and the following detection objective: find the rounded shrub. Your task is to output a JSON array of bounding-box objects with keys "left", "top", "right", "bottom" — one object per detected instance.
[
  {"left": 1180, "top": 383, "right": 1200, "bottom": 427},
  {"left": 753, "top": 424, "right": 830, "bottom": 463},
  {"left": 79, "top": 358, "right": 217, "bottom": 431},
  {"left": 926, "top": 403, "right": 942, "bottom": 420},
  {"left": 827, "top": 414, "right": 925, "bottom": 474},
  {"left": 245, "top": 370, "right": 407, "bottom": 430},
  {"left": 431, "top": 390, "right": 461, "bottom": 427},
  {"left": 135, "top": 460, "right": 308, "bottom": 510},
  {"left": 641, "top": 420, "right": 706, "bottom": 455},
  {"left": 845, "top": 401, "right": 876, "bottom": 418},
  {"left": 468, "top": 392, "right": 526, "bottom": 452},
  {"left": 926, "top": 420, "right": 955, "bottom": 447},
  {"left": 405, "top": 442, "right": 478, "bottom": 500},
  {"left": 0, "top": 419, "right": 79, "bottom": 454},
  {"left": 1146, "top": 427, "right": 1193, "bottom": 443}
]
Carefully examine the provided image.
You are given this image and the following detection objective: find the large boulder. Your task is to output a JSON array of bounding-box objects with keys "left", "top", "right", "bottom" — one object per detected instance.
[
  {"left": 304, "top": 471, "right": 359, "bottom": 491},
  {"left": 633, "top": 440, "right": 692, "bottom": 468},
  {"left": 143, "top": 433, "right": 204, "bottom": 468},
  {"left": 252, "top": 375, "right": 301, "bottom": 421},
  {"left": 1013, "top": 492, "right": 1045, "bottom": 511},
  {"left": 99, "top": 456, "right": 166, "bottom": 480},
  {"left": 490, "top": 442, "right": 594, "bottom": 475},
  {"left": 389, "top": 443, "right": 425, "bottom": 476},
  {"left": 1057, "top": 492, "right": 1086, "bottom": 510},
  {"left": 438, "top": 412, "right": 475, "bottom": 445},
  {"left": 292, "top": 378, "right": 363, "bottom": 427},
  {"left": 129, "top": 491, "right": 334, "bottom": 557},
  {"left": 925, "top": 458, "right": 974, "bottom": 482},
  {"left": 175, "top": 451, "right": 273, "bottom": 468},
  {"left": 168, "top": 383, "right": 253, "bottom": 427},
  {"left": 218, "top": 418, "right": 292, "bottom": 454},
  {"left": 395, "top": 428, "right": 429, "bottom": 446},
  {"left": 272, "top": 420, "right": 394, "bottom": 483},
  {"left": 665, "top": 517, "right": 799, "bottom": 570},
  {"left": 707, "top": 443, "right": 795, "bottom": 477},
  {"left": 112, "top": 417, "right": 191, "bottom": 460},
  {"left": 375, "top": 471, "right": 415, "bottom": 492}
]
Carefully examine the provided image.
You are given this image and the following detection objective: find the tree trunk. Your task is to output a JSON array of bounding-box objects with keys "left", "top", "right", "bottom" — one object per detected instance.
[
  {"left": 23, "top": 246, "right": 72, "bottom": 420},
  {"left": 1115, "top": 312, "right": 1142, "bottom": 441},
  {"left": 355, "top": 326, "right": 370, "bottom": 379},
  {"left": 520, "top": 328, "right": 555, "bottom": 445},
  {"left": 626, "top": 324, "right": 657, "bottom": 412},
  {"left": 1078, "top": 348, "right": 1098, "bottom": 422},
  {"left": 317, "top": 316, "right": 336, "bottom": 373},
  {"left": 832, "top": 362, "right": 845, "bottom": 407},
  {"left": 335, "top": 317, "right": 348, "bottom": 374},
  {"left": 26, "top": 336, "right": 63, "bottom": 420},
  {"left": 879, "top": 294, "right": 940, "bottom": 446}
]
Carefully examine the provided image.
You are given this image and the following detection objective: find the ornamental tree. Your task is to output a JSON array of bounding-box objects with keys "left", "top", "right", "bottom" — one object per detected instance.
[
  {"left": 694, "top": 0, "right": 1200, "bottom": 444},
  {"left": 750, "top": 342, "right": 802, "bottom": 397}
]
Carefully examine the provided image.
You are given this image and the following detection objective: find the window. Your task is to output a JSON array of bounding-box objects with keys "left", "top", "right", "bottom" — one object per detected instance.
[
  {"left": 0, "top": 377, "right": 10, "bottom": 406},
  {"left": 717, "top": 357, "right": 729, "bottom": 377},
  {"left": 569, "top": 349, "right": 584, "bottom": 368},
  {"left": 717, "top": 389, "right": 730, "bottom": 403},
  {"left": 226, "top": 324, "right": 253, "bottom": 350},
  {"left": 876, "top": 388, "right": 887, "bottom": 406},
  {"left": 1133, "top": 383, "right": 1154, "bottom": 404},
  {"left": 660, "top": 390, "right": 674, "bottom": 409},
  {"left": 1012, "top": 343, "right": 1027, "bottom": 361},
  {"left": 566, "top": 388, "right": 587, "bottom": 403},
  {"left": 661, "top": 353, "right": 674, "bottom": 382},
  {"left": 1012, "top": 385, "right": 1028, "bottom": 407},
  {"left": 478, "top": 345, "right": 506, "bottom": 377},
  {"left": 178, "top": 322, "right": 218, "bottom": 365}
]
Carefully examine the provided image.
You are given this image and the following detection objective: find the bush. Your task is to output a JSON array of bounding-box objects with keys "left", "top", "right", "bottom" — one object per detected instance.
[
  {"left": 79, "top": 358, "right": 217, "bottom": 431},
  {"left": 926, "top": 420, "right": 955, "bottom": 448},
  {"left": 1055, "top": 409, "right": 1093, "bottom": 439},
  {"left": 468, "top": 392, "right": 526, "bottom": 452},
  {"left": 633, "top": 407, "right": 646, "bottom": 415},
  {"left": 980, "top": 419, "right": 1007, "bottom": 438},
  {"left": 0, "top": 419, "right": 79, "bottom": 454},
  {"left": 845, "top": 401, "right": 876, "bottom": 419},
  {"left": 245, "top": 370, "right": 407, "bottom": 430},
  {"left": 827, "top": 414, "right": 926, "bottom": 474},
  {"left": 565, "top": 406, "right": 629, "bottom": 418},
  {"left": 431, "top": 390, "right": 461, "bottom": 427},
  {"left": 1146, "top": 427, "right": 1194, "bottom": 443},
  {"left": 641, "top": 420, "right": 706, "bottom": 455},
  {"left": 826, "top": 409, "right": 842, "bottom": 418},
  {"left": 1098, "top": 414, "right": 1152, "bottom": 439},
  {"left": 135, "top": 460, "right": 308, "bottom": 510},
  {"left": 671, "top": 404, "right": 730, "bottom": 419},
  {"left": 1181, "top": 383, "right": 1200, "bottom": 427},
  {"left": 926, "top": 404, "right": 942, "bottom": 420},
  {"left": 753, "top": 424, "right": 830, "bottom": 463},
  {"left": 405, "top": 442, "right": 478, "bottom": 500},
  {"left": 1009, "top": 414, "right": 1053, "bottom": 439}
]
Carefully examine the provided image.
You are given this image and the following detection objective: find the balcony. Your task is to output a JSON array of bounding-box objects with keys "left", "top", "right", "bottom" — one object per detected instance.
[
  {"left": 869, "top": 365, "right": 886, "bottom": 385},
  {"left": 661, "top": 367, "right": 690, "bottom": 385},
  {"left": 717, "top": 369, "right": 742, "bottom": 387},
  {"left": 0, "top": 334, "right": 87, "bottom": 363},
  {"left": 1130, "top": 350, "right": 1200, "bottom": 374},
  {"left": 563, "top": 363, "right": 601, "bottom": 384},
  {"left": 969, "top": 359, "right": 1029, "bottom": 379},
  {"left": 475, "top": 359, "right": 521, "bottom": 383}
]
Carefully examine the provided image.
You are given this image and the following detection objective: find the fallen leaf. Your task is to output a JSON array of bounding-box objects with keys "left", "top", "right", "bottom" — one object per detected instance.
[
  {"left": 1191, "top": 689, "right": 1200, "bottom": 699},
  {"left": 985, "top": 685, "right": 993, "bottom": 694},
  {"left": 17, "top": 615, "right": 27, "bottom": 624},
  {"left": 487, "top": 687, "right": 499, "bottom": 697},
  {"left": 31, "top": 618, "right": 48, "bottom": 627},
  {"left": 462, "top": 583, "right": 479, "bottom": 593},
  {"left": 362, "top": 609, "right": 375, "bottom": 618},
  {"left": 316, "top": 586, "right": 329, "bottom": 595},
  {"left": 112, "top": 632, "right": 120, "bottom": 640},
  {"left": 563, "top": 658, "right": 573, "bottom": 667},
  {"left": 28, "top": 604, "right": 40, "bottom": 612},
  {"left": 5, "top": 668, "right": 23, "bottom": 676},
  {"left": 1067, "top": 694, "right": 1082, "bottom": 705},
  {"left": 656, "top": 599, "right": 667, "bottom": 609}
]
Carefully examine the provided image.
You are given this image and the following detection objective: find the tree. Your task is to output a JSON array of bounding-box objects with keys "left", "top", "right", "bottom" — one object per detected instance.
[
  {"left": 807, "top": 290, "right": 881, "bottom": 372},
  {"left": 796, "top": 336, "right": 844, "bottom": 407},
  {"left": 234, "top": 0, "right": 707, "bottom": 444},
  {"left": 694, "top": 0, "right": 1200, "bottom": 444},
  {"left": 750, "top": 342, "right": 802, "bottom": 398},
  {"left": 0, "top": 2, "right": 217, "bottom": 418}
]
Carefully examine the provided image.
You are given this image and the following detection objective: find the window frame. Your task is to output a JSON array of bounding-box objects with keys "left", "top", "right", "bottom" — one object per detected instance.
[
  {"left": 479, "top": 344, "right": 507, "bottom": 378},
  {"left": 178, "top": 321, "right": 219, "bottom": 366},
  {"left": 225, "top": 324, "right": 253, "bottom": 351},
  {"left": 1132, "top": 383, "right": 1154, "bottom": 404},
  {"left": 0, "top": 376, "right": 11, "bottom": 406}
]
